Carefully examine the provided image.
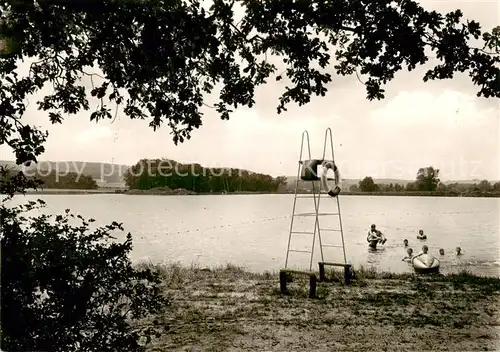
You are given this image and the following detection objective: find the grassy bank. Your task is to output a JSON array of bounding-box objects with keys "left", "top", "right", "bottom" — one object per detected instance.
[{"left": 137, "top": 263, "right": 500, "bottom": 351}]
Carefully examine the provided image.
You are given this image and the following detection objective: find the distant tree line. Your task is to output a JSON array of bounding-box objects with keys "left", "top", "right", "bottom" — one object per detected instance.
[
  {"left": 350, "top": 167, "right": 500, "bottom": 196},
  {"left": 33, "top": 171, "right": 98, "bottom": 189},
  {"left": 0, "top": 168, "right": 98, "bottom": 190},
  {"left": 20, "top": 162, "right": 128, "bottom": 183},
  {"left": 124, "top": 159, "right": 287, "bottom": 193}
]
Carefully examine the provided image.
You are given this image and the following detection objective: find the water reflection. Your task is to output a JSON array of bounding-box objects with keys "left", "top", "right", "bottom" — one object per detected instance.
[{"left": 366, "top": 246, "right": 386, "bottom": 265}]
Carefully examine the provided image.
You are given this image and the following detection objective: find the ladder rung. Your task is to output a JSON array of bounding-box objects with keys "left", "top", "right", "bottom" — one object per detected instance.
[
  {"left": 291, "top": 231, "right": 315, "bottom": 235},
  {"left": 319, "top": 229, "right": 342, "bottom": 232},
  {"left": 288, "top": 250, "right": 312, "bottom": 253},
  {"left": 294, "top": 212, "right": 339, "bottom": 217},
  {"left": 321, "top": 244, "right": 343, "bottom": 248}
]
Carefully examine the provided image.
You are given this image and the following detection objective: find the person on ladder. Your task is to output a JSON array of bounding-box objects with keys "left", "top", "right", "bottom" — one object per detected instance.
[
  {"left": 367, "top": 224, "right": 387, "bottom": 244},
  {"left": 300, "top": 159, "right": 341, "bottom": 197}
]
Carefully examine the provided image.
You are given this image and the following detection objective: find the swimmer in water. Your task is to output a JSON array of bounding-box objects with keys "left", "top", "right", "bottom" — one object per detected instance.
[
  {"left": 403, "top": 239, "right": 409, "bottom": 247},
  {"left": 456, "top": 247, "right": 462, "bottom": 255},
  {"left": 417, "top": 229, "right": 427, "bottom": 240},
  {"left": 402, "top": 248, "right": 413, "bottom": 261},
  {"left": 413, "top": 245, "right": 429, "bottom": 259},
  {"left": 439, "top": 248, "right": 445, "bottom": 256},
  {"left": 367, "top": 224, "right": 387, "bottom": 244}
]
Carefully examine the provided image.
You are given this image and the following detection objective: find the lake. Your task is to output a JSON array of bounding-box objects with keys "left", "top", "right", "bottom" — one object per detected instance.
[{"left": 6, "top": 194, "right": 500, "bottom": 277}]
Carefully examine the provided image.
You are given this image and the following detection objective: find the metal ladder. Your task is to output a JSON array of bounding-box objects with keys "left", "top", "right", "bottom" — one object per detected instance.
[{"left": 284, "top": 128, "right": 347, "bottom": 271}]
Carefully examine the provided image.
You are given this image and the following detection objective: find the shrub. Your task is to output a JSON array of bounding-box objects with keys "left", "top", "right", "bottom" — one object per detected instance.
[{"left": 1, "top": 198, "right": 168, "bottom": 351}]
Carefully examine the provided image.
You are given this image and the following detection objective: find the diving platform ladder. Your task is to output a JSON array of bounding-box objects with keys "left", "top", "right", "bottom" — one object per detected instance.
[{"left": 284, "top": 128, "right": 348, "bottom": 271}]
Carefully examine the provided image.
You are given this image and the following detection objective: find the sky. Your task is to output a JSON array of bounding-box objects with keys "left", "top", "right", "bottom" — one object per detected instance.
[{"left": 1, "top": 0, "right": 499, "bottom": 181}]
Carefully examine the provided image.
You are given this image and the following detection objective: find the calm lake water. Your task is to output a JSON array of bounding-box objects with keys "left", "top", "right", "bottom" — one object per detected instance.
[{"left": 7, "top": 194, "right": 500, "bottom": 277}]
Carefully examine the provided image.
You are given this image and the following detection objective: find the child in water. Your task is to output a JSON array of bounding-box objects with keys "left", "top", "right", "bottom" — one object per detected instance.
[
  {"left": 403, "top": 239, "right": 409, "bottom": 247},
  {"left": 456, "top": 247, "right": 462, "bottom": 255},
  {"left": 417, "top": 229, "right": 427, "bottom": 240},
  {"left": 413, "top": 245, "right": 429, "bottom": 259},
  {"left": 439, "top": 248, "right": 445, "bottom": 256},
  {"left": 402, "top": 248, "right": 413, "bottom": 261}
]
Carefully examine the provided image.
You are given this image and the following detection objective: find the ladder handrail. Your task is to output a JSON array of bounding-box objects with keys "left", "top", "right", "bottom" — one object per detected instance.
[
  {"left": 323, "top": 127, "right": 347, "bottom": 264},
  {"left": 285, "top": 130, "right": 312, "bottom": 268},
  {"left": 322, "top": 127, "right": 335, "bottom": 162}
]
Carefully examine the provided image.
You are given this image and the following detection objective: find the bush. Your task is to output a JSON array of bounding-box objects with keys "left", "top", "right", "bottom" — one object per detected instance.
[{"left": 1, "top": 198, "right": 168, "bottom": 351}]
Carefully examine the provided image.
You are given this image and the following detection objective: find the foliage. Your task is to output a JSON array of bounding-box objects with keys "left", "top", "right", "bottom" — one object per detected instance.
[
  {"left": 124, "top": 158, "right": 286, "bottom": 192},
  {"left": 33, "top": 170, "right": 98, "bottom": 189},
  {"left": 0, "top": 166, "right": 97, "bottom": 191},
  {"left": 413, "top": 166, "right": 440, "bottom": 191},
  {"left": 348, "top": 184, "right": 360, "bottom": 192},
  {"left": 347, "top": 171, "right": 500, "bottom": 196},
  {"left": 358, "top": 176, "right": 379, "bottom": 192},
  {"left": 1, "top": 199, "right": 168, "bottom": 351},
  {"left": 1, "top": 1, "right": 500, "bottom": 168},
  {"left": 477, "top": 180, "right": 492, "bottom": 192},
  {"left": 0, "top": 165, "right": 42, "bottom": 197},
  {"left": 373, "top": 183, "right": 404, "bottom": 192}
]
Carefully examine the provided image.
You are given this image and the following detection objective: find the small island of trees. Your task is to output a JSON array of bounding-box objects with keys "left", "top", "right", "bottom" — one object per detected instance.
[{"left": 124, "top": 158, "right": 287, "bottom": 194}]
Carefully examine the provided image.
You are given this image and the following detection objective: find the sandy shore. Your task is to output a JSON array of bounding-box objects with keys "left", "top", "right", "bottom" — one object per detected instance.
[{"left": 138, "top": 264, "right": 500, "bottom": 351}]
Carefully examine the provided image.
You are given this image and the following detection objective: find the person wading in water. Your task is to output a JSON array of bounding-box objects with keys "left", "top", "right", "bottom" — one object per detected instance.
[{"left": 367, "top": 224, "right": 387, "bottom": 244}]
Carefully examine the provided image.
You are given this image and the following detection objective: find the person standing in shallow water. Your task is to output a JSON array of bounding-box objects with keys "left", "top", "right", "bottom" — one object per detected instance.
[
  {"left": 403, "top": 239, "right": 409, "bottom": 247},
  {"left": 367, "top": 224, "right": 387, "bottom": 244},
  {"left": 456, "top": 247, "right": 463, "bottom": 255},
  {"left": 439, "top": 248, "right": 445, "bottom": 256}
]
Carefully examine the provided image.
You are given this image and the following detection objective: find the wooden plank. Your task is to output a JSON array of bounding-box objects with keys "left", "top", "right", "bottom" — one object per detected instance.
[
  {"left": 319, "top": 261, "right": 350, "bottom": 267},
  {"left": 279, "top": 269, "right": 317, "bottom": 298},
  {"left": 318, "top": 262, "right": 352, "bottom": 285}
]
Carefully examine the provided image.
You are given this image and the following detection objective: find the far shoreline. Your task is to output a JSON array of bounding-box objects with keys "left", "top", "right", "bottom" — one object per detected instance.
[{"left": 15, "top": 188, "right": 500, "bottom": 198}]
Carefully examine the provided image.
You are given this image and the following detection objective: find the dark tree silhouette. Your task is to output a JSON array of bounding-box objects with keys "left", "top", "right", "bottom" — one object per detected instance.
[
  {"left": 123, "top": 158, "right": 286, "bottom": 192},
  {"left": 415, "top": 166, "right": 440, "bottom": 191},
  {"left": 358, "top": 176, "right": 379, "bottom": 192}
]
